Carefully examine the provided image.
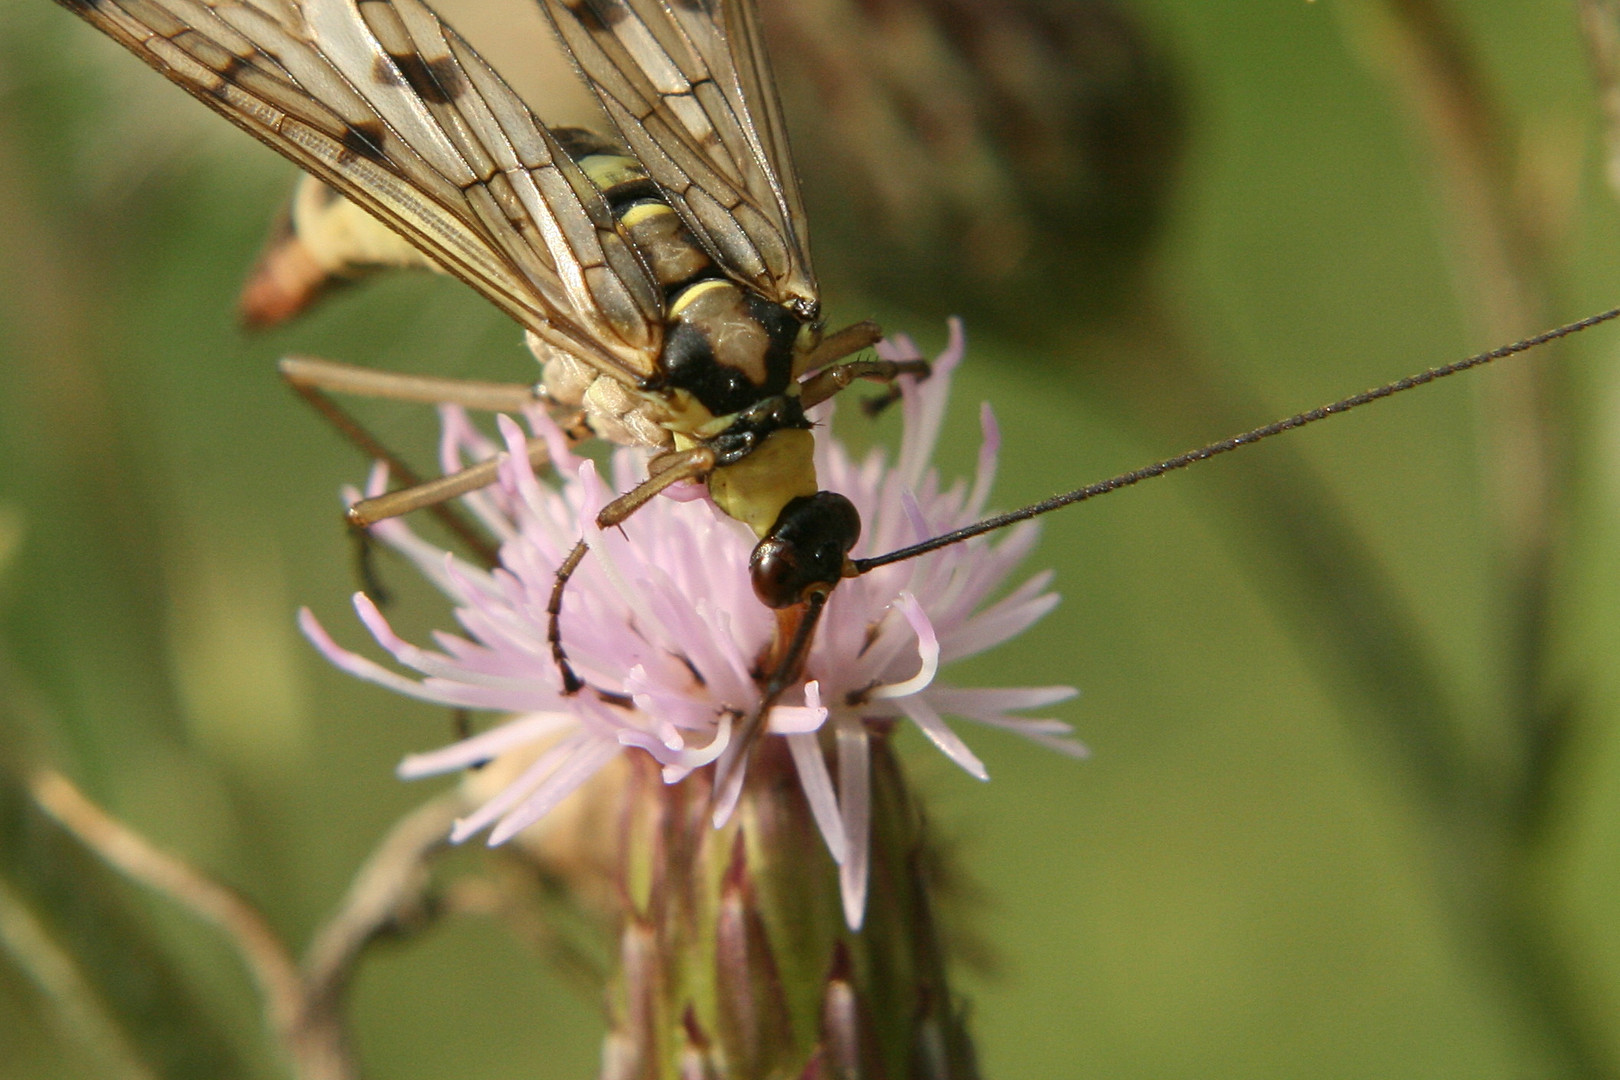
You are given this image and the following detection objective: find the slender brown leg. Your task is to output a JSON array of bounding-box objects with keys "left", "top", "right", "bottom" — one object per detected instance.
[
  {"left": 280, "top": 354, "right": 588, "bottom": 567},
  {"left": 279, "top": 355, "right": 543, "bottom": 411},
  {"left": 791, "top": 321, "right": 928, "bottom": 413},
  {"left": 547, "top": 447, "right": 718, "bottom": 695},
  {"left": 346, "top": 437, "right": 563, "bottom": 527},
  {"left": 548, "top": 541, "right": 593, "bottom": 695},
  {"left": 791, "top": 320, "right": 885, "bottom": 380},
  {"left": 798, "top": 356, "right": 932, "bottom": 410}
]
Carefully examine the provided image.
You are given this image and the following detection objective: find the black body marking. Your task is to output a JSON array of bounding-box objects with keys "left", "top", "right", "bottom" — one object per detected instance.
[
  {"left": 708, "top": 396, "right": 812, "bottom": 466},
  {"left": 660, "top": 291, "right": 802, "bottom": 414}
]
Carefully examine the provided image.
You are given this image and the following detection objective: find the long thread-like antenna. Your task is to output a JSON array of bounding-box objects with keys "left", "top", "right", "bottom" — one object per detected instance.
[{"left": 852, "top": 307, "right": 1620, "bottom": 575}]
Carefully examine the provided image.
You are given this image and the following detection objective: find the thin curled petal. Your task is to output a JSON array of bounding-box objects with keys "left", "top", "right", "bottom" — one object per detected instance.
[{"left": 869, "top": 594, "right": 939, "bottom": 700}]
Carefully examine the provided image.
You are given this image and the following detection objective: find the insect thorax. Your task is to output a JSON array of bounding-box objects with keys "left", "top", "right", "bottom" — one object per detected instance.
[{"left": 532, "top": 128, "right": 824, "bottom": 535}]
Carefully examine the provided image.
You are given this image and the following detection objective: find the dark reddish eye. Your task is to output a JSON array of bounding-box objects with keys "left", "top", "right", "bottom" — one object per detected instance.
[{"left": 749, "top": 493, "right": 861, "bottom": 608}]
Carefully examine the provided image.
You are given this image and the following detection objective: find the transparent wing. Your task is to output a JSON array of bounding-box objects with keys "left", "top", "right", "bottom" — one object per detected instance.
[
  {"left": 59, "top": 0, "right": 666, "bottom": 381},
  {"left": 542, "top": 0, "right": 818, "bottom": 315}
]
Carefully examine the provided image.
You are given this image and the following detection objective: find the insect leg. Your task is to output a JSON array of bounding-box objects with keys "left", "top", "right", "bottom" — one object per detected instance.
[
  {"left": 547, "top": 446, "right": 719, "bottom": 695},
  {"left": 280, "top": 356, "right": 545, "bottom": 412},
  {"left": 281, "top": 355, "right": 591, "bottom": 565},
  {"left": 283, "top": 356, "right": 541, "bottom": 566},
  {"left": 346, "top": 441, "right": 564, "bottom": 527},
  {"left": 798, "top": 355, "right": 933, "bottom": 410},
  {"left": 792, "top": 320, "right": 885, "bottom": 379}
]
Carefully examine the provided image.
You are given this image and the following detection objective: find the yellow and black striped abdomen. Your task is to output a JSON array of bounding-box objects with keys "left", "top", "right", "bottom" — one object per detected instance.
[{"left": 558, "top": 128, "right": 812, "bottom": 420}]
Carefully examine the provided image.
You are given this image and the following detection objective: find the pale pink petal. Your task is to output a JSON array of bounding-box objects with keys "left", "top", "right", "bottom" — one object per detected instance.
[
  {"left": 660, "top": 480, "right": 711, "bottom": 503},
  {"left": 450, "top": 735, "right": 587, "bottom": 842},
  {"left": 870, "top": 593, "right": 939, "bottom": 700},
  {"left": 489, "top": 736, "right": 624, "bottom": 843},
  {"left": 526, "top": 405, "right": 585, "bottom": 476},
  {"left": 496, "top": 413, "right": 554, "bottom": 522},
  {"left": 962, "top": 714, "right": 1090, "bottom": 758},
  {"left": 928, "top": 685, "right": 1079, "bottom": 713},
  {"left": 836, "top": 716, "right": 871, "bottom": 931},
  {"left": 897, "top": 695, "right": 988, "bottom": 780},
  {"left": 364, "top": 461, "right": 390, "bottom": 499},
  {"left": 299, "top": 608, "right": 508, "bottom": 708},
  {"left": 353, "top": 594, "right": 549, "bottom": 692},
  {"left": 942, "top": 589, "right": 1061, "bottom": 661},
  {"left": 710, "top": 751, "right": 747, "bottom": 829},
  {"left": 437, "top": 404, "right": 492, "bottom": 474},
  {"left": 766, "top": 702, "right": 829, "bottom": 734},
  {"left": 786, "top": 691, "right": 847, "bottom": 861},
  {"left": 624, "top": 711, "right": 730, "bottom": 774},
  {"left": 966, "top": 402, "right": 1001, "bottom": 519},
  {"left": 398, "top": 712, "right": 575, "bottom": 777}
]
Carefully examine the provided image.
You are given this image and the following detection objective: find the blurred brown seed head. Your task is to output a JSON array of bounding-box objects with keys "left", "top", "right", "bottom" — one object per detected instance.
[{"left": 762, "top": 0, "right": 1185, "bottom": 333}]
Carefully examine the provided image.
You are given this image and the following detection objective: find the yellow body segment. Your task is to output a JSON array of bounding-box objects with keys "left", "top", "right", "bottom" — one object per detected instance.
[
  {"left": 578, "top": 153, "right": 645, "bottom": 192},
  {"left": 667, "top": 277, "right": 735, "bottom": 318},
  {"left": 706, "top": 429, "right": 820, "bottom": 538}
]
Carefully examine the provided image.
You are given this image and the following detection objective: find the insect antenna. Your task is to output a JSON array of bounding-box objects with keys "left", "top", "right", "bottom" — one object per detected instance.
[{"left": 852, "top": 307, "right": 1620, "bottom": 575}]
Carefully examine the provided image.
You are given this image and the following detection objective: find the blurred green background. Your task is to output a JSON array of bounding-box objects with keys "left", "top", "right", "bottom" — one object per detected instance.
[{"left": 6, "top": 0, "right": 1620, "bottom": 1076}]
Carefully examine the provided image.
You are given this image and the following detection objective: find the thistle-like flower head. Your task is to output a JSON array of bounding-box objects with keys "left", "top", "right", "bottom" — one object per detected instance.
[{"left": 301, "top": 320, "right": 1082, "bottom": 928}]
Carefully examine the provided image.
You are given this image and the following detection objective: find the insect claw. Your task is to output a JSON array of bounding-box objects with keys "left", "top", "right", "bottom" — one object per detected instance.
[
  {"left": 860, "top": 387, "right": 902, "bottom": 417},
  {"left": 352, "top": 527, "right": 393, "bottom": 606}
]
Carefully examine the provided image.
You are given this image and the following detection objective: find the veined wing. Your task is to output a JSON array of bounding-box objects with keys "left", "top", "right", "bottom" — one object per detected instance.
[
  {"left": 542, "top": 0, "right": 818, "bottom": 317},
  {"left": 59, "top": 0, "right": 666, "bottom": 381}
]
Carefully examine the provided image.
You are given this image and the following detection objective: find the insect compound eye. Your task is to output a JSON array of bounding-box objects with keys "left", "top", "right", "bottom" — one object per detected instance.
[{"left": 749, "top": 492, "right": 862, "bottom": 608}]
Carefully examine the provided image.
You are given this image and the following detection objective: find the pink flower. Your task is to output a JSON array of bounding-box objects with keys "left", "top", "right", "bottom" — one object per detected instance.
[{"left": 301, "top": 320, "right": 1082, "bottom": 928}]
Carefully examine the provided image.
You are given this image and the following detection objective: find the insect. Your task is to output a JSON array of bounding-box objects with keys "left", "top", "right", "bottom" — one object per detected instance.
[
  {"left": 50, "top": 0, "right": 1620, "bottom": 796},
  {"left": 54, "top": 0, "right": 947, "bottom": 784}
]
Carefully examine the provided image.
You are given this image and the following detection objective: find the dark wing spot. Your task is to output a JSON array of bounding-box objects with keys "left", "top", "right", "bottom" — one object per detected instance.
[
  {"left": 387, "top": 50, "right": 463, "bottom": 106},
  {"left": 201, "top": 53, "right": 250, "bottom": 99},
  {"left": 427, "top": 56, "right": 465, "bottom": 99},
  {"left": 564, "top": 0, "right": 617, "bottom": 33},
  {"left": 371, "top": 53, "right": 404, "bottom": 87},
  {"left": 339, "top": 121, "right": 389, "bottom": 165}
]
